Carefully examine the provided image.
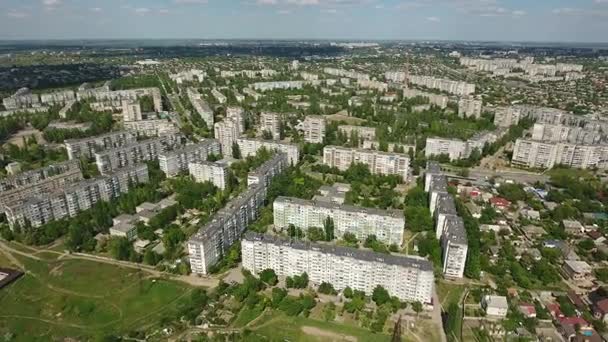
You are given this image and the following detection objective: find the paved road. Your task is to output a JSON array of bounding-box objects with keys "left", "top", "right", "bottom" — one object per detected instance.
[{"left": 432, "top": 289, "right": 448, "bottom": 342}]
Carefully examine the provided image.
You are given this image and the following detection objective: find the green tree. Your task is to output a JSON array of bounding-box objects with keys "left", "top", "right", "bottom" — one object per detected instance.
[
  {"left": 324, "top": 216, "right": 335, "bottom": 241},
  {"left": 372, "top": 285, "right": 390, "bottom": 306},
  {"left": 232, "top": 142, "right": 242, "bottom": 159},
  {"left": 259, "top": 269, "right": 278, "bottom": 286},
  {"left": 318, "top": 282, "right": 337, "bottom": 295}
]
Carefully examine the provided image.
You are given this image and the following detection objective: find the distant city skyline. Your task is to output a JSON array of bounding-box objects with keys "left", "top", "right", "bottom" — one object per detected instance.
[{"left": 0, "top": 0, "right": 607, "bottom": 43}]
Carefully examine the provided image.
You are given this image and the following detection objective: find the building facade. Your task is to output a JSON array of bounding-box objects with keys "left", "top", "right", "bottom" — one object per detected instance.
[
  {"left": 237, "top": 138, "right": 300, "bottom": 165},
  {"left": 323, "top": 146, "right": 410, "bottom": 182},
  {"left": 159, "top": 139, "right": 221, "bottom": 177}
]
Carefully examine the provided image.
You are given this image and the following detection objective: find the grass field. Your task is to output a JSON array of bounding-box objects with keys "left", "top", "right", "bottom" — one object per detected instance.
[
  {"left": 0, "top": 252, "right": 193, "bottom": 341},
  {"left": 246, "top": 311, "right": 391, "bottom": 342},
  {"left": 436, "top": 282, "right": 467, "bottom": 308}
]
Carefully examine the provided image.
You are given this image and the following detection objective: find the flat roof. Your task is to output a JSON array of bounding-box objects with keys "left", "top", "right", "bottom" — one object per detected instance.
[{"left": 275, "top": 196, "right": 404, "bottom": 219}]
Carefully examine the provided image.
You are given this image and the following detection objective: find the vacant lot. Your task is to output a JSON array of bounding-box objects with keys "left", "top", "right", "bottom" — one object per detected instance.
[{"left": 0, "top": 251, "right": 193, "bottom": 341}]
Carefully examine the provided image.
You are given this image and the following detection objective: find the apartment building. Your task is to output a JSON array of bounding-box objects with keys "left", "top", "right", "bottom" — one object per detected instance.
[
  {"left": 188, "top": 161, "right": 230, "bottom": 190},
  {"left": 169, "top": 69, "right": 205, "bottom": 84},
  {"left": 187, "top": 87, "right": 214, "bottom": 127},
  {"left": 94, "top": 136, "right": 180, "bottom": 175},
  {"left": 243, "top": 88, "right": 263, "bottom": 101},
  {"left": 402, "top": 89, "right": 449, "bottom": 109},
  {"left": 385, "top": 71, "right": 407, "bottom": 83},
  {"left": 187, "top": 156, "right": 286, "bottom": 274},
  {"left": 2, "top": 88, "right": 41, "bottom": 110},
  {"left": 5, "top": 164, "right": 149, "bottom": 229},
  {"left": 323, "top": 146, "right": 410, "bottom": 182},
  {"left": 424, "top": 162, "right": 442, "bottom": 192},
  {"left": 40, "top": 90, "right": 76, "bottom": 106},
  {"left": 0, "top": 163, "right": 84, "bottom": 211},
  {"left": 493, "top": 106, "right": 522, "bottom": 127},
  {"left": 211, "top": 89, "right": 227, "bottom": 104},
  {"left": 441, "top": 216, "right": 468, "bottom": 279},
  {"left": 297, "top": 115, "right": 326, "bottom": 144},
  {"left": 408, "top": 75, "right": 475, "bottom": 96},
  {"left": 532, "top": 123, "right": 602, "bottom": 145},
  {"left": 357, "top": 79, "right": 388, "bottom": 92},
  {"left": 237, "top": 138, "right": 300, "bottom": 165},
  {"left": 434, "top": 193, "right": 458, "bottom": 239},
  {"left": 338, "top": 125, "right": 377, "bottom": 141},
  {"left": 247, "top": 153, "right": 288, "bottom": 188},
  {"left": 252, "top": 81, "right": 304, "bottom": 92},
  {"left": 242, "top": 232, "right": 434, "bottom": 304},
  {"left": 273, "top": 196, "right": 404, "bottom": 246},
  {"left": 458, "top": 97, "right": 483, "bottom": 119},
  {"left": 122, "top": 101, "right": 143, "bottom": 122},
  {"left": 425, "top": 138, "right": 469, "bottom": 161},
  {"left": 0, "top": 160, "right": 80, "bottom": 192},
  {"left": 65, "top": 131, "right": 136, "bottom": 160},
  {"left": 428, "top": 174, "right": 448, "bottom": 215},
  {"left": 214, "top": 119, "right": 243, "bottom": 157},
  {"left": 323, "top": 68, "right": 370, "bottom": 81},
  {"left": 512, "top": 139, "right": 608, "bottom": 169},
  {"left": 159, "top": 139, "right": 221, "bottom": 177},
  {"left": 260, "top": 112, "right": 282, "bottom": 140},
  {"left": 124, "top": 119, "right": 179, "bottom": 137},
  {"left": 77, "top": 87, "right": 162, "bottom": 112}
]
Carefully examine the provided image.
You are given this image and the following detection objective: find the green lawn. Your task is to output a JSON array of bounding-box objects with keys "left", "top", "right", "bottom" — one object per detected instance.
[
  {"left": 246, "top": 311, "right": 391, "bottom": 342},
  {"left": 0, "top": 252, "right": 193, "bottom": 341},
  {"left": 436, "top": 282, "right": 467, "bottom": 308}
]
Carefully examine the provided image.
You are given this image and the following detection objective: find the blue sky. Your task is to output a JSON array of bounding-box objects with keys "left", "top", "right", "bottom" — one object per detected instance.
[{"left": 0, "top": 0, "right": 607, "bottom": 42}]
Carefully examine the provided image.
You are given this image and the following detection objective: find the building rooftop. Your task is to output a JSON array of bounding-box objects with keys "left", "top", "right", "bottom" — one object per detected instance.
[
  {"left": 444, "top": 216, "right": 467, "bottom": 244},
  {"left": 426, "top": 161, "right": 441, "bottom": 175},
  {"left": 564, "top": 260, "right": 592, "bottom": 274},
  {"left": 275, "top": 196, "right": 404, "bottom": 219},
  {"left": 244, "top": 232, "right": 432, "bottom": 271},
  {"left": 429, "top": 175, "right": 448, "bottom": 193},
  {"left": 484, "top": 295, "right": 508, "bottom": 309},
  {"left": 436, "top": 193, "right": 457, "bottom": 216}
]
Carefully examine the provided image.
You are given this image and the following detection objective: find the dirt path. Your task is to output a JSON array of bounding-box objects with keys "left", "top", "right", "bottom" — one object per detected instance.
[{"left": 301, "top": 326, "right": 357, "bottom": 342}]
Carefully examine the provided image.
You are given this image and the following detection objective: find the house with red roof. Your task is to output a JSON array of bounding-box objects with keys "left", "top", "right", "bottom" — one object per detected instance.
[
  {"left": 517, "top": 303, "right": 537, "bottom": 318},
  {"left": 489, "top": 196, "right": 511, "bottom": 210},
  {"left": 547, "top": 303, "right": 564, "bottom": 319}
]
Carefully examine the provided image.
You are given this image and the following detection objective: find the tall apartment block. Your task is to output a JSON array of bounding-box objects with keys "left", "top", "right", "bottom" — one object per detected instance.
[
  {"left": 385, "top": 71, "right": 407, "bottom": 83},
  {"left": 493, "top": 107, "right": 522, "bottom": 127},
  {"left": 5, "top": 164, "right": 149, "bottom": 229},
  {"left": 94, "top": 136, "right": 180, "bottom": 175},
  {"left": 434, "top": 193, "right": 458, "bottom": 239},
  {"left": 298, "top": 115, "right": 326, "bottom": 144},
  {"left": 187, "top": 87, "right": 214, "bottom": 127},
  {"left": 77, "top": 87, "right": 162, "bottom": 112},
  {"left": 273, "top": 196, "right": 404, "bottom": 246},
  {"left": 441, "top": 216, "right": 468, "bottom": 279},
  {"left": 2, "top": 88, "right": 41, "bottom": 110},
  {"left": 425, "top": 138, "right": 469, "bottom": 161},
  {"left": 458, "top": 97, "right": 483, "bottom": 119},
  {"left": 122, "top": 101, "right": 143, "bottom": 122},
  {"left": 65, "top": 131, "right": 136, "bottom": 160},
  {"left": 242, "top": 232, "right": 434, "bottom": 304},
  {"left": 512, "top": 139, "right": 608, "bottom": 170},
  {"left": 188, "top": 161, "right": 230, "bottom": 190},
  {"left": 237, "top": 138, "right": 300, "bottom": 165},
  {"left": 260, "top": 112, "right": 282, "bottom": 140},
  {"left": 211, "top": 89, "right": 227, "bottom": 104},
  {"left": 123, "top": 119, "right": 179, "bottom": 137},
  {"left": 402, "top": 89, "right": 449, "bottom": 109},
  {"left": 159, "top": 139, "right": 221, "bottom": 177},
  {"left": 532, "top": 123, "right": 602, "bottom": 145},
  {"left": 338, "top": 125, "right": 376, "bottom": 141},
  {"left": 323, "top": 68, "right": 370, "bottom": 81},
  {"left": 214, "top": 108, "right": 245, "bottom": 156},
  {"left": 0, "top": 161, "right": 84, "bottom": 211},
  {"left": 187, "top": 156, "right": 286, "bottom": 275},
  {"left": 247, "top": 153, "right": 288, "bottom": 188},
  {"left": 252, "top": 81, "right": 304, "bottom": 92},
  {"left": 323, "top": 146, "right": 410, "bottom": 182},
  {"left": 424, "top": 162, "right": 442, "bottom": 192},
  {"left": 408, "top": 75, "right": 475, "bottom": 96},
  {"left": 428, "top": 174, "right": 448, "bottom": 215}
]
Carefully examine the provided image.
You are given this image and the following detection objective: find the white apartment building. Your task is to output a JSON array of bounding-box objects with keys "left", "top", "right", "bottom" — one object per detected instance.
[
  {"left": 338, "top": 125, "right": 377, "bottom": 141},
  {"left": 188, "top": 161, "right": 229, "bottom": 190},
  {"left": 124, "top": 119, "right": 179, "bottom": 137},
  {"left": 2, "top": 88, "right": 41, "bottom": 110},
  {"left": 424, "top": 162, "right": 442, "bottom": 192},
  {"left": 273, "top": 196, "right": 404, "bottom": 246},
  {"left": 187, "top": 87, "right": 214, "bottom": 127},
  {"left": 402, "top": 88, "right": 449, "bottom": 109},
  {"left": 428, "top": 174, "right": 448, "bottom": 215},
  {"left": 94, "top": 136, "right": 180, "bottom": 175},
  {"left": 362, "top": 141, "right": 415, "bottom": 154},
  {"left": 441, "top": 216, "right": 468, "bottom": 279},
  {"left": 214, "top": 114, "right": 244, "bottom": 157},
  {"left": 211, "top": 89, "right": 227, "bottom": 104},
  {"left": 458, "top": 97, "right": 483, "bottom": 119},
  {"left": 159, "top": 139, "right": 221, "bottom": 177},
  {"left": 297, "top": 116, "right": 326, "bottom": 144},
  {"left": 169, "top": 69, "right": 205, "bottom": 84},
  {"left": 260, "top": 112, "right": 282, "bottom": 140},
  {"left": 425, "top": 138, "right": 469, "bottom": 161},
  {"left": 247, "top": 153, "right": 288, "bottom": 188},
  {"left": 77, "top": 87, "right": 163, "bottom": 112},
  {"left": 532, "top": 123, "right": 602, "bottom": 145},
  {"left": 252, "top": 81, "right": 304, "bottom": 92},
  {"left": 5, "top": 164, "right": 149, "bottom": 229},
  {"left": 434, "top": 193, "right": 458, "bottom": 239},
  {"left": 323, "top": 68, "right": 370, "bottom": 81},
  {"left": 323, "top": 146, "right": 410, "bottom": 182},
  {"left": 122, "top": 101, "right": 143, "bottom": 122},
  {"left": 237, "top": 138, "right": 300, "bottom": 165},
  {"left": 65, "top": 131, "right": 136, "bottom": 160},
  {"left": 357, "top": 79, "right": 388, "bottom": 92},
  {"left": 40, "top": 90, "right": 76, "bottom": 106},
  {"left": 188, "top": 156, "right": 285, "bottom": 275},
  {"left": 493, "top": 106, "right": 522, "bottom": 127},
  {"left": 385, "top": 71, "right": 407, "bottom": 83},
  {"left": 242, "top": 232, "right": 434, "bottom": 304},
  {"left": 512, "top": 139, "right": 608, "bottom": 170},
  {"left": 408, "top": 76, "right": 475, "bottom": 96},
  {"left": 243, "top": 88, "right": 263, "bottom": 101}
]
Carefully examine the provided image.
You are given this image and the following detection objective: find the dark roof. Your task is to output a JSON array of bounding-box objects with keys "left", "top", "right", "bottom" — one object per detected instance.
[
  {"left": 0, "top": 268, "right": 24, "bottom": 289},
  {"left": 426, "top": 161, "right": 441, "bottom": 174},
  {"left": 444, "top": 216, "right": 467, "bottom": 244},
  {"left": 430, "top": 175, "right": 448, "bottom": 193},
  {"left": 243, "top": 232, "right": 433, "bottom": 272},
  {"left": 436, "top": 193, "right": 457, "bottom": 216}
]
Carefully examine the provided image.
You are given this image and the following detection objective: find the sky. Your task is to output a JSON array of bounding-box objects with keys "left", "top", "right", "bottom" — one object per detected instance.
[{"left": 0, "top": 0, "right": 607, "bottom": 42}]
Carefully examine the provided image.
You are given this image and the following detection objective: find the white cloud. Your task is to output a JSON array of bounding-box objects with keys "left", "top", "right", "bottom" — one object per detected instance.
[
  {"left": 90, "top": 7, "right": 102, "bottom": 12},
  {"left": 134, "top": 7, "right": 151, "bottom": 15},
  {"left": 426, "top": 16, "right": 440, "bottom": 22},
  {"left": 174, "top": 0, "right": 208, "bottom": 4},
  {"left": 42, "top": 0, "right": 61, "bottom": 6}
]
